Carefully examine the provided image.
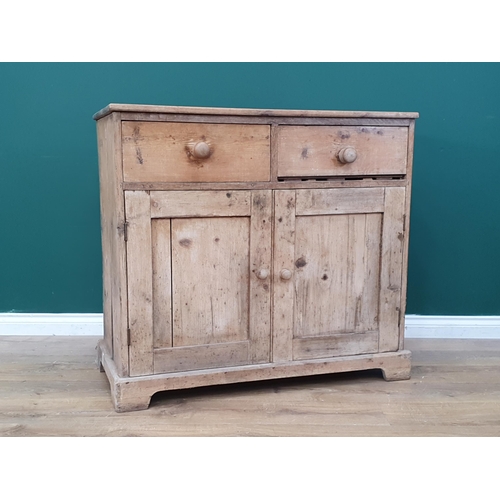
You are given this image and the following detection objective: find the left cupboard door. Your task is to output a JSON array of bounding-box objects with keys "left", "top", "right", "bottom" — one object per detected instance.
[{"left": 125, "top": 190, "right": 272, "bottom": 377}]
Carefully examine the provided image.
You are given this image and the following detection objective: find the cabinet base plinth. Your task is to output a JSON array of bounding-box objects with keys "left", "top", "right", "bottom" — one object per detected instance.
[{"left": 97, "top": 340, "right": 411, "bottom": 412}]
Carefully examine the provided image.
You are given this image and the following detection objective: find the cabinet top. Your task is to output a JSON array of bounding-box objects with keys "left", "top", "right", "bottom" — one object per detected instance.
[{"left": 93, "top": 103, "right": 419, "bottom": 121}]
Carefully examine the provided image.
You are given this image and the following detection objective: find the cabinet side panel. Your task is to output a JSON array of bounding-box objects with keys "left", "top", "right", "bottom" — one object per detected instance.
[
  {"left": 97, "top": 118, "right": 113, "bottom": 357},
  {"left": 378, "top": 187, "right": 406, "bottom": 352},
  {"left": 399, "top": 121, "right": 416, "bottom": 349},
  {"left": 97, "top": 113, "right": 128, "bottom": 376}
]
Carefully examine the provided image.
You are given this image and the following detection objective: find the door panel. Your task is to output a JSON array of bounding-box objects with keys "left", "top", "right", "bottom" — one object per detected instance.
[
  {"left": 273, "top": 187, "right": 405, "bottom": 363},
  {"left": 152, "top": 218, "right": 172, "bottom": 349},
  {"left": 171, "top": 217, "right": 250, "bottom": 347},
  {"left": 126, "top": 190, "right": 272, "bottom": 377},
  {"left": 293, "top": 213, "right": 382, "bottom": 338}
]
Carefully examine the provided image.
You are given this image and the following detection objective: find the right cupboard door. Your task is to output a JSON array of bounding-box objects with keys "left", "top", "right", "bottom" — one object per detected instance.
[{"left": 273, "top": 187, "right": 406, "bottom": 363}]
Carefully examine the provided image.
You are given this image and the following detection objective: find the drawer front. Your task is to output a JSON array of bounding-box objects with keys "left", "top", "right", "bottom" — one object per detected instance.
[
  {"left": 122, "top": 121, "right": 271, "bottom": 183},
  {"left": 277, "top": 126, "right": 408, "bottom": 178}
]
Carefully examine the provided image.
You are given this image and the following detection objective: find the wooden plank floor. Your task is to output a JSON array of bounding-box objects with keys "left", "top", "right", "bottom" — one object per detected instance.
[{"left": 0, "top": 336, "right": 499, "bottom": 436}]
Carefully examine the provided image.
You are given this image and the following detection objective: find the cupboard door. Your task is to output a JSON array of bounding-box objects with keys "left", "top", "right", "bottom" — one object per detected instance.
[
  {"left": 273, "top": 187, "right": 405, "bottom": 363},
  {"left": 125, "top": 190, "right": 272, "bottom": 377}
]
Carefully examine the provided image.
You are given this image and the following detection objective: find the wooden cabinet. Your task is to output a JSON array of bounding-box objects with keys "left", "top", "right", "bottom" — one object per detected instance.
[{"left": 94, "top": 104, "right": 418, "bottom": 412}]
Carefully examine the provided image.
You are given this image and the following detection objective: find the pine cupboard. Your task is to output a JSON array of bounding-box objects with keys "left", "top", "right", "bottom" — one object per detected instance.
[{"left": 94, "top": 104, "right": 418, "bottom": 412}]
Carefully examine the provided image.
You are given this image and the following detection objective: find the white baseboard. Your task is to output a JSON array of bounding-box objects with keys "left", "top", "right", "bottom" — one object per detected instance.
[
  {"left": 0, "top": 313, "right": 499, "bottom": 339},
  {"left": 0, "top": 313, "right": 104, "bottom": 336},
  {"left": 405, "top": 315, "right": 500, "bottom": 339}
]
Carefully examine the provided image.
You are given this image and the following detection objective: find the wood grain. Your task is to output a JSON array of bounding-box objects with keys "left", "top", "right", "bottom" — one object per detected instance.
[
  {"left": 100, "top": 339, "right": 411, "bottom": 412},
  {"left": 399, "top": 121, "right": 416, "bottom": 350},
  {"left": 125, "top": 191, "right": 154, "bottom": 376},
  {"left": 171, "top": 217, "right": 250, "bottom": 347},
  {"left": 249, "top": 191, "right": 272, "bottom": 363},
  {"left": 359, "top": 214, "right": 383, "bottom": 332},
  {"left": 96, "top": 113, "right": 128, "bottom": 376},
  {"left": 122, "top": 121, "right": 270, "bottom": 183},
  {"left": 151, "top": 219, "right": 172, "bottom": 349},
  {"left": 117, "top": 113, "right": 413, "bottom": 127},
  {"left": 270, "top": 124, "right": 280, "bottom": 181},
  {"left": 277, "top": 126, "right": 409, "bottom": 178},
  {"left": 124, "top": 178, "right": 408, "bottom": 191},
  {"left": 154, "top": 342, "right": 250, "bottom": 374},
  {"left": 97, "top": 116, "right": 114, "bottom": 359},
  {"left": 293, "top": 331, "right": 379, "bottom": 360},
  {"left": 150, "top": 190, "right": 251, "bottom": 218},
  {"left": 95, "top": 104, "right": 417, "bottom": 413},
  {"left": 378, "top": 187, "right": 406, "bottom": 352},
  {"left": 123, "top": 188, "right": 275, "bottom": 377},
  {"left": 293, "top": 214, "right": 349, "bottom": 337},
  {"left": 272, "top": 190, "right": 296, "bottom": 363},
  {"left": 5, "top": 337, "right": 499, "bottom": 436},
  {"left": 295, "top": 187, "right": 385, "bottom": 215},
  {"left": 94, "top": 103, "right": 419, "bottom": 120},
  {"left": 292, "top": 212, "right": 382, "bottom": 359},
  {"left": 347, "top": 214, "right": 382, "bottom": 333}
]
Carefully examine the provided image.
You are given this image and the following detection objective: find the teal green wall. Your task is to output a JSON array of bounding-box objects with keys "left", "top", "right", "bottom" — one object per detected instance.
[{"left": 1, "top": 63, "right": 499, "bottom": 314}]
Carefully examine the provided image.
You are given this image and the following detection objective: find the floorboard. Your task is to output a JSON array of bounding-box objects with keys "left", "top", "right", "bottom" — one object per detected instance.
[{"left": 0, "top": 336, "right": 499, "bottom": 436}]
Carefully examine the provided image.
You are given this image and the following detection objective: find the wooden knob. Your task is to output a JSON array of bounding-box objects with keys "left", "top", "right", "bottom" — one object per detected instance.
[
  {"left": 338, "top": 147, "right": 357, "bottom": 164},
  {"left": 256, "top": 269, "right": 269, "bottom": 280},
  {"left": 191, "top": 141, "right": 212, "bottom": 159},
  {"left": 280, "top": 269, "right": 292, "bottom": 280}
]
